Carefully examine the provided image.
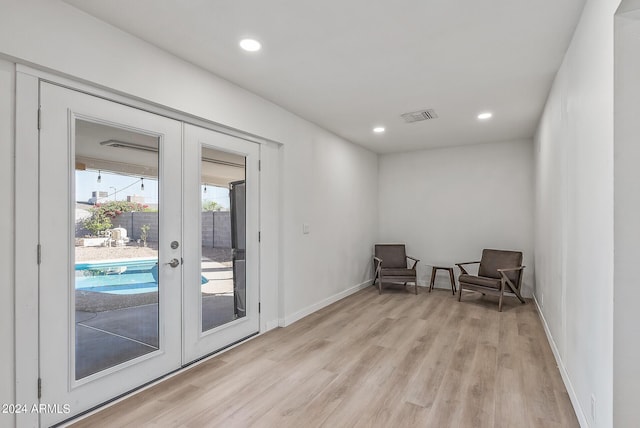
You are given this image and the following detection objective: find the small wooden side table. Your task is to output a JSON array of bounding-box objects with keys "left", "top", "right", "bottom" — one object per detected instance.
[{"left": 428, "top": 266, "right": 457, "bottom": 295}]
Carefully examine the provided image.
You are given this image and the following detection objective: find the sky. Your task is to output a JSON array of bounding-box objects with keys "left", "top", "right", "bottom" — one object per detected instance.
[{"left": 75, "top": 170, "right": 230, "bottom": 208}]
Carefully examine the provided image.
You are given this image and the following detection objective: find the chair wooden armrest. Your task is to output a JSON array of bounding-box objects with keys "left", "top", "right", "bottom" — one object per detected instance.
[
  {"left": 497, "top": 266, "right": 525, "bottom": 272},
  {"left": 373, "top": 256, "right": 383, "bottom": 272},
  {"left": 455, "top": 261, "right": 480, "bottom": 275},
  {"left": 497, "top": 266, "right": 526, "bottom": 290},
  {"left": 406, "top": 256, "right": 419, "bottom": 269}
]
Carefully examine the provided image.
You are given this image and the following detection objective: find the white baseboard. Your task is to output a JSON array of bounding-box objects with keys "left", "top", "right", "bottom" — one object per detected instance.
[
  {"left": 281, "top": 279, "right": 372, "bottom": 327},
  {"left": 533, "top": 295, "right": 589, "bottom": 427},
  {"left": 264, "top": 318, "right": 279, "bottom": 332}
]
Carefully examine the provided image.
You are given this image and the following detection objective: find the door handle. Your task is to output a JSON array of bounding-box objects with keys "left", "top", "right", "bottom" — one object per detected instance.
[{"left": 165, "top": 258, "right": 180, "bottom": 268}]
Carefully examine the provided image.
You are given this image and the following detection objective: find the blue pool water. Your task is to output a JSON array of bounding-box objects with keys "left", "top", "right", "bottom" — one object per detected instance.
[{"left": 75, "top": 259, "right": 158, "bottom": 295}]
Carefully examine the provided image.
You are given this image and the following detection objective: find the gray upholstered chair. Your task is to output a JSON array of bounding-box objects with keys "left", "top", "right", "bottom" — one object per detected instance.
[
  {"left": 456, "top": 249, "right": 525, "bottom": 311},
  {"left": 373, "top": 244, "right": 419, "bottom": 295}
]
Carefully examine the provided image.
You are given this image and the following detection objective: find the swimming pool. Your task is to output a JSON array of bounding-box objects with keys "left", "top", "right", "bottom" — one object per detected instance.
[{"left": 75, "top": 259, "right": 158, "bottom": 295}]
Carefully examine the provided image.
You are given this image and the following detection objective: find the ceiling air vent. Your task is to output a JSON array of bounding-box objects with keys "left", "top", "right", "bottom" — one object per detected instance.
[{"left": 401, "top": 109, "right": 438, "bottom": 123}]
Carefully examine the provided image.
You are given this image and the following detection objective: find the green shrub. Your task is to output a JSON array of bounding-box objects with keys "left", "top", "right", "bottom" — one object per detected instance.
[
  {"left": 83, "top": 201, "right": 150, "bottom": 236},
  {"left": 140, "top": 224, "right": 150, "bottom": 247},
  {"left": 83, "top": 211, "right": 112, "bottom": 236},
  {"left": 92, "top": 201, "right": 149, "bottom": 217},
  {"left": 202, "top": 200, "right": 222, "bottom": 211}
]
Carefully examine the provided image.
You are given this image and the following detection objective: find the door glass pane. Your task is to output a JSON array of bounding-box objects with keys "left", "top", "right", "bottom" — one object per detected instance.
[
  {"left": 74, "top": 119, "right": 160, "bottom": 379},
  {"left": 200, "top": 146, "right": 246, "bottom": 331}
]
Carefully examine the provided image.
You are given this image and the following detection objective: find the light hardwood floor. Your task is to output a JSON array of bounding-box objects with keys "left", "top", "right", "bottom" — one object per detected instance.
[{"left": 70, "top": 286, "right": 578, "bottom": 427}]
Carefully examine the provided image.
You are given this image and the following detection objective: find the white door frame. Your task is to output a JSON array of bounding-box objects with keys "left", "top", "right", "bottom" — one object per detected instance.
[
  {"left": 14, "top": 65, "right": 281, "bottom": 427},
  {"left": 15, "top": 69, "right": 41, "bottom": 428}
]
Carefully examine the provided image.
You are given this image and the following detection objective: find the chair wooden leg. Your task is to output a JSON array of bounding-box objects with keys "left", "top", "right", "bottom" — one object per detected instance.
[
  {"left": 414, "top": 281, "right": 418, "bottom": 295},
  {"left": 448, "top": 268, "right": 456, "bottom": 295},
  {"left": 458, "top": 284, "right": 463, "bottom": 302},
  {"left": 498, "top": 279, "right": 505, "bottom": 312},
  {"left": 504, "top": 277, "right": 526, "bottom": 304},
  {"left": 511, "top": 286, "right": 526, "bottom": 304},
  {"left": 429, "top": 267, "right": 436, "bottom": 292}
]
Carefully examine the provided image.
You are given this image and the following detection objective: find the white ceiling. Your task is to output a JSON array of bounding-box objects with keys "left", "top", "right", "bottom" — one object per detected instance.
[{"left": 64, "top": 0, "right": 586, "bottom": 154}]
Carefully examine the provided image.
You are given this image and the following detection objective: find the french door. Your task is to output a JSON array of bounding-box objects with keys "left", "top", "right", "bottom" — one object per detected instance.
[
  {"left": 38, "top": 83, "right": 259, "bottom": 426},
  {"left": 182, "top": 124, "right": 260, "bottom": 363}
]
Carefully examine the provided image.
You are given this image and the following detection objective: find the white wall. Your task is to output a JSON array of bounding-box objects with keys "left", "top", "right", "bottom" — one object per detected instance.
[
  {"left": 378, "top": 139, "right": 534, "bottom": 295},
  {"left": 534, "top": 0, "right": 617, "bottom": 426},
  {"left": 0, "top": 0, "right": 377, "bottom": 384},
  {"left": 282, "top": 133, "right": 378, "bottom": 323},
  {"left": 0, "top": 58, "right": 15, "bottom": 428},
  {"left": 613, "top": 2, "right": 640, "bottom": 426}
]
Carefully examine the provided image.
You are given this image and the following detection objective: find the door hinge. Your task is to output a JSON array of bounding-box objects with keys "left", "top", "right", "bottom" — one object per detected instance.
[
  {"left": 259, "top": 302, "right": 261, "bottom": 313},
  {"left": 258, "top": 160, "right": 261, "bottom": 171},
  {"left": 37, "top": 378, "right": 42, "bottom": 399},
  {"left": 258, "top": 231, "right": 261, "bottom": 242},
  {"left": 37, "top": 244, "right": 41, "bottom": 265},
  {"left": 37, "top": 107, "right": 41, "bottom": 130}
]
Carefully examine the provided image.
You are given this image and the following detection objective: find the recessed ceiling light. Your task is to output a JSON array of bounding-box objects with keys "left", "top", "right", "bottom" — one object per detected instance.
[
  {"left": 239, "top": 39, "right": 261, "bottom": 52},
  {"left": 373, "top": 127, "right": 385, "bottom": 133},
  {"left": 477, "top": 112, "right": 493, "bottom": 120}
]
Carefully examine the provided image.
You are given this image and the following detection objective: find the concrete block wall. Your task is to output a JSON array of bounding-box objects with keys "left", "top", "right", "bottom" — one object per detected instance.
[
  {"left": 202, "top": 211, "right": 214, "bottom": 247},
  {"left": 76, "top": 211, "right": 231, "bottom": 247},
  {"left": 201, "top": 211, "right": 231, "bottom": 248},
  {"left": 130, "top": 212, "right": 159, "bottom": 243}
]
